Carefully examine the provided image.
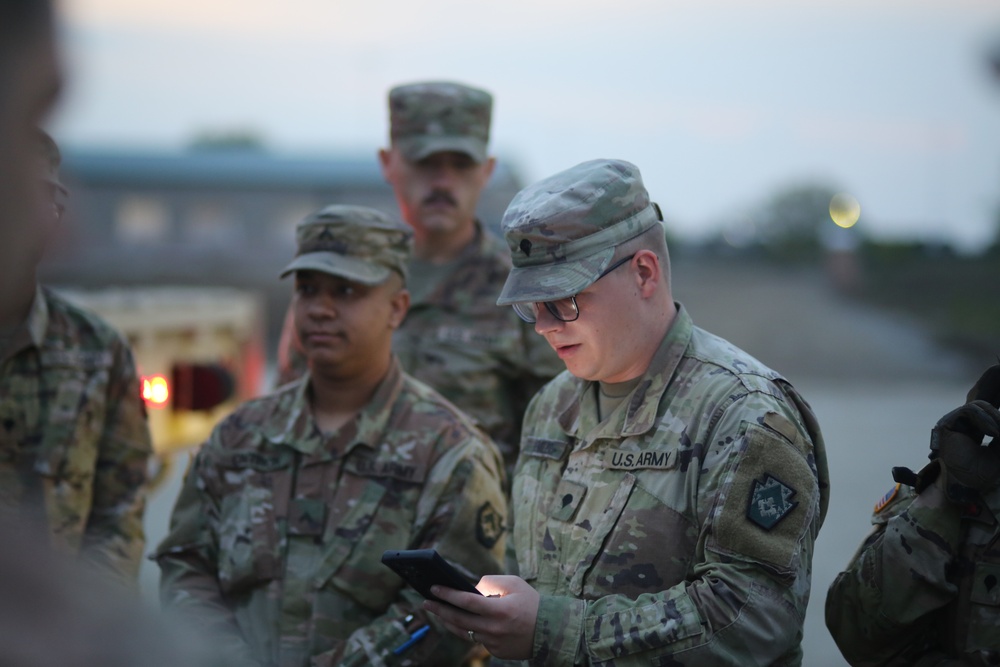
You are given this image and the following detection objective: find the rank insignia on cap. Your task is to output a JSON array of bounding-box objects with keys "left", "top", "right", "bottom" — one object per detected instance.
[
  {"left": 747, "top": 474, "right": 798, "bottom": 531},
  {"left": 874, "top": 483, "right": 900, "bottom": 514},
  {"left": 476, "top": 501, "right": 504, "bottom": 549}
]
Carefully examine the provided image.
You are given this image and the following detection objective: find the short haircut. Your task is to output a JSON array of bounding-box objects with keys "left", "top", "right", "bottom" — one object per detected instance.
[{"left": 614, "top": 221, "right": 671, "bottom": 288}]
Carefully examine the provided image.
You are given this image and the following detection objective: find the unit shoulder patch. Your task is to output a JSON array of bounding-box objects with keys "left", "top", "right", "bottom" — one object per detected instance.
[
  {"left": 476, "top": 501, "right": 504, "bottom": 549},
  {"left": 746, "top": 473, "right": 799, "bottom": 531}
]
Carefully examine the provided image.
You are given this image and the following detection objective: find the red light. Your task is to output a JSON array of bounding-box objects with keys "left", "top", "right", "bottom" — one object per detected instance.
[{"left": 142, "top": 375, "right": 170, "bottom": 407}]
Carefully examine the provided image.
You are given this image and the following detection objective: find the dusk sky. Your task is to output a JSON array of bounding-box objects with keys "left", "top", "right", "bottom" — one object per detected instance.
[{"left": 52, "top": 0, "right": 1000, "bottom": 250}]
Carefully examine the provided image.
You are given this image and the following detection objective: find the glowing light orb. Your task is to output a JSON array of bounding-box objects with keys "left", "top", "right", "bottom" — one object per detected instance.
[
  {"left": 142, "top": 375, "right": 170, "bottom": 406},
  {"left": 829, "top": 193, "right": 861, "bottom": 229}
]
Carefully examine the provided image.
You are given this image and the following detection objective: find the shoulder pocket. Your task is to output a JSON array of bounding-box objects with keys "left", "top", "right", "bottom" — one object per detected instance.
[{"left": 708, "top": 419, "right": 819, "bottom": 576}]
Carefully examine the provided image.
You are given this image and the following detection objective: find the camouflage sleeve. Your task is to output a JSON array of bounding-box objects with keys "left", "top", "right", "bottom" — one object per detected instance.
[
  {"left": 328, "top": 436, "right": 508, "bottom": 667},
  {"left": 825, "top": 478, "right": 963, "bottom": 666},
  {"left": 81, "top": 338, "right": 151, "bottom": 581},
  {"left": 526, "top": 394, "right": 825, "bottom": 666},
  {"left": 156, "top": 441, "right": 264, "bottom": 665}
]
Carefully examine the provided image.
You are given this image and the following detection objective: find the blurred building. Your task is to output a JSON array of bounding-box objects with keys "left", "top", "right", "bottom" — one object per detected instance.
[{"left": 40, "top": 146, "right": 524, "bottom": 347}]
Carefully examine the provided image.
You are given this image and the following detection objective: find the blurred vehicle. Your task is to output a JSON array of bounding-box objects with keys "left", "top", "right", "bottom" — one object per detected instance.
[{"left": 56, "top": 286, "right": 265, "bottom": 485}]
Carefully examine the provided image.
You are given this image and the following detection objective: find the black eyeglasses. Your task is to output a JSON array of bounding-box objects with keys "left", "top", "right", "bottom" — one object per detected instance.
[{"left": 512, "top": 254, "right": 636, "bottom": 324}]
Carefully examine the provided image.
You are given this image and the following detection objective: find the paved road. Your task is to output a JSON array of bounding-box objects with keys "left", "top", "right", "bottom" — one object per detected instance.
[{"left": 140, "top": 260, "right": 987, "bottom": 665}]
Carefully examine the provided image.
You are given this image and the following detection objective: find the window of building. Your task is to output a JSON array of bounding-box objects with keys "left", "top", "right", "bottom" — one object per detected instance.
[{"left": 115, "top": 196, "right": 171, "bottom": 244}]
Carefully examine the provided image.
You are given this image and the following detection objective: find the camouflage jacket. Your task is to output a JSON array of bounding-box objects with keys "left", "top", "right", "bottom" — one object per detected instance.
[
  {"left": 393, "top": 223, "right": 561, "bottom": 475},
  {"left": 825, "top": 475, "right": 1000, "bottom": 666},
  {"left": 157, "top": 357, "right": 507, "bottom": 667},
  {"left": 509, "top": 305, "right": 829, "bottom": 667},
  {"left": 277, "top": 224, "right": 561, "bottom": 478},
  {"left": 0, "top": 286, "right": 150, "bottom": 580}
]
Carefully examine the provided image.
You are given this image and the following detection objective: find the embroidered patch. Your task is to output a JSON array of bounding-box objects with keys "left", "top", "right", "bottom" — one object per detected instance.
[
  {"left": 747, "top": 474, "right": 798, "bottom": 530},
  {"left": 605, "top": 449, "right": 675, "bottom": 471},
  {"left": 874, "top": 483, "right": 900, "bottom": 514},
  {"left": 476, "top": 501, "right": 504, "bottom": 549}
]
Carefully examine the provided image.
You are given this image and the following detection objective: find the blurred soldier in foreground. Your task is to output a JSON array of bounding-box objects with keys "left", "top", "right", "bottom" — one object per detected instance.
[
  {"left": 826, "top": 365, "right": 1000, "bottom": 666},
  {"left": 424, "top": 159, "right": 830, "bottom": 665},
  {"left": 158, "top": 205, "right": 507, "bottom": 666},
  {"left": 0, "top": 515, "right": 234, "bottom": 667},
  {"left": 279, "top": 81, "right": 560, "bottom": 478},
  {"left": 0, "top": 130, "right": 151, "bottom": 581},
  {"left": 0, "top": 0, "right": 62, "bottom": 318}
]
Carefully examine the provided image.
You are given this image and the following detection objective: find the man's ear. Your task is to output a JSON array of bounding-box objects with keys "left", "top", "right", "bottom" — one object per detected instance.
[
  {"left": 633, "top": 250, "right": 660, "bottom": 297},
  {"left": 388, "top": 287, "right": 410, "bottom": 329},
  {"left": 378, "top": 148, "right": 392, "bottom": 182},
  {"left": 482, "top": 156, "right": 497, "bottom": 182}
]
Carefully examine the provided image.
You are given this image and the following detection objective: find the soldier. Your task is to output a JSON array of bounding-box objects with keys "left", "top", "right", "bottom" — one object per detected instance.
[
  {"left": 157, "top": 205, "right": 507, "bottom": 666},
  {"left": 278, "top": 81, "right": 561, "bottom": 478},
  {"left": 825, "top": 365, "right": 1000, "bottom": 666},
  {"left": 0, "top": 0, "right": 62, "bottom": 318},
  {"left": 423, "top": 159, "right": 830, "bottom": 665},
  {"left": 0, "top": 129, "right": 151, "bottom": 580}
]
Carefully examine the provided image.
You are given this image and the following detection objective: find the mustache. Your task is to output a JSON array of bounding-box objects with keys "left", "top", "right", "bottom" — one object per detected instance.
[{"left": 423, "top": 190, "right": 457, "bottom": 207}]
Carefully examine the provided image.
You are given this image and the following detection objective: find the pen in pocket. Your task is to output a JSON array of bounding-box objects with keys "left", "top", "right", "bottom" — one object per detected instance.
[{"left": 393, "top": 625, "right": 429, "bottom": 655}]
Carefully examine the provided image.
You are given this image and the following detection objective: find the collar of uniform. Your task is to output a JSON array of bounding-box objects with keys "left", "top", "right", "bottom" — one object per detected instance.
[
  {"left": 556, "top": 303, "right": 693, "bottom": 441},
  {"left": 407, "top": 221, "right": 486, "bottom": 309},
  {"left": 26, "top": 286, "right": 49, "bottom": 348},
  {"left": 262, "top": 356, "right": 405, "bottom": 456},
  {"left": 1, "top": 284, "right": 48, "bottom": 362}
]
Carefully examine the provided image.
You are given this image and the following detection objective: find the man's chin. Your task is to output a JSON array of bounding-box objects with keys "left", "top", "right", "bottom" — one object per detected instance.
[{"left": 416, "top": 212, "right": 467, "bottom": 235}]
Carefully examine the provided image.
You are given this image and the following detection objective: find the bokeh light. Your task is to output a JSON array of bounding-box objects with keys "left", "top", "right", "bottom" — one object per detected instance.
[{"left": 829, "top": 193, "right": 861, "bottom": 229}]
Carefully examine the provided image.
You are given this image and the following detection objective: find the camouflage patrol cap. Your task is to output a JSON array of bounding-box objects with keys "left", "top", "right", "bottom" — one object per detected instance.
[
  {"left": 496, "top": 159, "right": 661, "bottom": 305},
  {"left": 280, "top": 205, "right": 413, "bottom": 285},
  {"left": 388, "top": 81, "right": 492, "bottom": 163}
]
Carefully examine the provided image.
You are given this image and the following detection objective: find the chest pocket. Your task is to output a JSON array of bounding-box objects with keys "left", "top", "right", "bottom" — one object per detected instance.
[
  {"left": 964, "top": 557, "right": 1000, "bottom": 654},
  {"left": 512, "top": 437, "right": 571, "bottom": 583},
  {"left": 215, "top": 453, "right": 289, "bottom": 596},
  {"left": 581, "top": 481, "right": 696, "bottom": 600},
  {"left": 314, "top": 454, "right": 427, "bottom": 612},
  {"left": 35, "top": 359, "right": 110, "bottom": 478},
  {"left": 36, "top": 357, "right": 112, "bottom": 543}
]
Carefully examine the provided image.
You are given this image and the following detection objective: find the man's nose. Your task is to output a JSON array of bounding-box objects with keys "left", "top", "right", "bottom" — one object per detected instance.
[
  {"left": 308, "top": 295, "right": 338, "bottom": 319},
  {"left": 534, "top": 305, "right": 563, "bottom": 335}
]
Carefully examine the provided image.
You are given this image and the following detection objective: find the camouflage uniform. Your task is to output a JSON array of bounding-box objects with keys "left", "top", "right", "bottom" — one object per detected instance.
[
  {"left": 826, "top": 482, "right": 1000, "bottom": 666},
  {"left": 279, "top": 82, "right": 560, "bottom": 474},
  {"left": 498, "top": 159, "right": 829, "bottom": 666},
  {"left": 393, "top": 223, "right": 561, "bottom": 473},
  {"left": 157, "top": 361, "right": 507, "bottom": 667},
  {"left": 0, "top": 286, "right": 150, "bottom": 579},
  {"left": 158, "top": 205, "right": 508, "bottom": 667}
]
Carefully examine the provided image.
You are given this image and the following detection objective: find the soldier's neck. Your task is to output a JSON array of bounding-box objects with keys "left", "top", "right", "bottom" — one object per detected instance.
[
  {"left": 307, "top": 357, "right": 389, "bottom": 434},
  {"left": 412, "top": 223, "right": 476, "bottom": 264}
]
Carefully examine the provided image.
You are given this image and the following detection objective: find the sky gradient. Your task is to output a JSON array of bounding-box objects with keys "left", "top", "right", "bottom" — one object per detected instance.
[{"left": 52, "top": 0, "right": 1000, "bottom": 249}]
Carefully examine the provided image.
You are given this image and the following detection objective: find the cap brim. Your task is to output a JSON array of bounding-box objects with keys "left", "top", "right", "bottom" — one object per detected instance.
[
  {"left": 280, "top": 252, "right": 390, "bottom": 285},
  {"left": 496, "top": 247, "right": 615, "bottom": 305},
  {"left": 397, "top": 136, "right": 488, "bottom": 163}
]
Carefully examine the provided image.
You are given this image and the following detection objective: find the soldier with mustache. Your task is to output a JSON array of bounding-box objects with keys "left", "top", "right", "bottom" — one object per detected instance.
[{"left": 279, "top": 82, "right": 561, "bottom": 481}]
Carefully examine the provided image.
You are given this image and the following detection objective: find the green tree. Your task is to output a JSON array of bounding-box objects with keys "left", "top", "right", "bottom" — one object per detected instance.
[{"left": 754, "top": 183, "right": 840, "bottom": 262}]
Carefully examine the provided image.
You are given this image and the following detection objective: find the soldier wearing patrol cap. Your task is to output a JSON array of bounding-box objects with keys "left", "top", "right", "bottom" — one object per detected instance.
[
  {"left": 277, "top": 81, "right": 561, "bottom": 480},
  {"left": 158, "top": 204, "right": 507, "bottom": 666},
  {"left": 424, "top": 159, "right": 830, "bottom": 666},
  {"left": 0, "top": 129, "right": 151, "bottom": 581}
]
